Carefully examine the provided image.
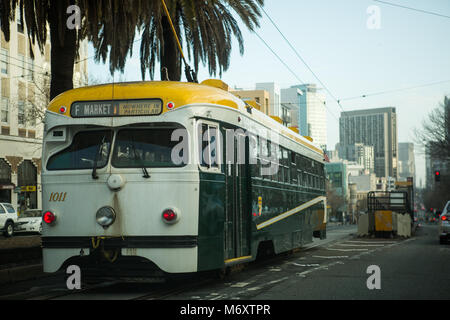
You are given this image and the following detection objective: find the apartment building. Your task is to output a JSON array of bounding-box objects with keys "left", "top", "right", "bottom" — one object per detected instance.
[{"left": 0, "top": 15, "right": 88, "bottom": 211}]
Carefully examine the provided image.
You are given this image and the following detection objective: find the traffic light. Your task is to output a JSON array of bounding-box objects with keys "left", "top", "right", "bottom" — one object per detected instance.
[{"left": 435, "top": 171, "right": 441, "bottom": 182}]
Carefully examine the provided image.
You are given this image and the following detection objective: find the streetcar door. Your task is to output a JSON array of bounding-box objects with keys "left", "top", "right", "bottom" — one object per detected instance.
[{"left": 224, "top": 130, "right": 251, "bottom": 261}]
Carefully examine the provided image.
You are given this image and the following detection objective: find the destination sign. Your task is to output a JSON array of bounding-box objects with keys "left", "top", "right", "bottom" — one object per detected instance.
[{"left": 71, "top": 99, "right": 162, "bottom": 118}]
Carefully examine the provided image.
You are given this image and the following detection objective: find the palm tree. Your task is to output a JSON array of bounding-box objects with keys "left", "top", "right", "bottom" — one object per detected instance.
[
  {"left": 1, "top": 0, "right": 145, "bottom": 99},
  {"left": 1, "top": 0, "right": 265, "bottom": 99},
  {"left": 86, "top": 0, "right": 265, "bottom": 81},
  {"left": 82, "top": 0, "right": 150, "bottom": 75},
  {"left": 138, "top": 0, "right": 265, "bottom": 81}
]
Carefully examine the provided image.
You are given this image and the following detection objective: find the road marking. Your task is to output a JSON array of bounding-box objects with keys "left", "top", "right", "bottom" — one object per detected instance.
[
  {"left": 345, "top": 240, "right": 397, "bottom": 244},
  {"left": 210, "top": 294, "right": 226, "bottom": 300},
  {"left": 268, "top": 277, "right": 289, "bottom": 285},
  {"left": 292, "top": 263, "right": 320, "bottom": 267},
  {"left": 312, "top": 255, "right": 349, "bottom": 259},
  {"left": 269, "top": 268, "right": 282, "bottom": 272},
  {"left": 246, "top": 286, "right": 262, "bottom": 291},
  {"left": 296, "top": 261, "right": 344, "bottom": 277},
  {"left": 231, "top": 282, "right": 251, "bottom": 288},
  {"left": 327, "top": 248, "right": 369, "bottom": 252},
  {"left": 336, "top": 243, "right": 387, "bottom": 247}
]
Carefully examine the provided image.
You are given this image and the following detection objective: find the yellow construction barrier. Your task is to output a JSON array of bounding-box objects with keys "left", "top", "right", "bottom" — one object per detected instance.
[{"left": 375, "top": 210, "right": 393, "bottom": 232}]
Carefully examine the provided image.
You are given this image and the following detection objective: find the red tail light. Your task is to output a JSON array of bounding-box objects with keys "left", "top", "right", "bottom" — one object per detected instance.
[
  {"left": 43, "top": 211, "right": 56, "bottom": 224},
  {"left": 162, "top": 209, "right": 177, "bottom": 223},
  {"left": 442, "top": 215, "right": 448, "bottom": 221}
]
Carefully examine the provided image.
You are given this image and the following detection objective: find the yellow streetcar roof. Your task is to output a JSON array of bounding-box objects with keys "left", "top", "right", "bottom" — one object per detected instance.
[
  {"left": 47, "top": 81, "right": 243, "bottom": 115},
  {"left": 47, "top": 80, "right": 324, "bottom": 157}
]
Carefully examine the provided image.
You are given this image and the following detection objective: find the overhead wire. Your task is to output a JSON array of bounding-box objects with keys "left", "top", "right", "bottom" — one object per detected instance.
[
  {"left": 258, "top": 3, "right": 450, "bottom": 116},
  {"left": 338, "top": 79, "right": 450, "bottom": 103},
  {"left": 373, "top": 0, "right": 450, "bottom": 20},
  {"left": 254, "top": 6, "right": 341, "bottom": 123},
  {"left": 258, "top": 4, "right": 345, "bottom": 113},
  {"left": 253, "top": 32, "right": 304, "bottom": 85},
  {"left": 253, "top": 31, "right": 340, "bottom": 123}
]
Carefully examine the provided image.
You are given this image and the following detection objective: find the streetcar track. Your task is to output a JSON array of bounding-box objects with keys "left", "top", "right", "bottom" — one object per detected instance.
[{"left": 1, "top": 227, "right": 358, "bottom": 300}]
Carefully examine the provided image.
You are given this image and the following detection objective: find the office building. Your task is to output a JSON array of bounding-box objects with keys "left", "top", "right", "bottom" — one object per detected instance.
[
  {"left": 398, "top": 142, "right": 415, "bottom": 181},
  {"left": 289, "top": 84, "right": 327, "bottom": 149},
  {"left": 280, "top": 86, "right": 302, "bottom": 129},
  {"left": 0, "top": 13, "right": 88, "bottom": 210},
  {"left": 339, "top": 107, "right": 398, "bottom": 179},
  {"left": 337, "top": 143, "right": 375, "bottom": 174}
]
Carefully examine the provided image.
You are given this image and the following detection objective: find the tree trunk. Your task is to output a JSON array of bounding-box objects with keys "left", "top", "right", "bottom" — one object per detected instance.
[
  {"left": 160, "top": 16, "right": 182, "bottom": 81},
  {"left": 48, "top": 2, "right": 77, "bottom": 100}
]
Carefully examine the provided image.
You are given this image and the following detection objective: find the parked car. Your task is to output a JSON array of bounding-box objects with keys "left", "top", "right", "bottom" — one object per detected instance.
[
  {"left": 0, "top": 203, "right": 19, "bottom": 237},
  {"left": 16, "top": 209, "right": 43, "bottom": 234},
  {"left": 438, "top": 201, "right": 450, "bottom": 245}
]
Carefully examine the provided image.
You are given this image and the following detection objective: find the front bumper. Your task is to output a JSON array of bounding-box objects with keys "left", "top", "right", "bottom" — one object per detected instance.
[{"left": 42, "top": 236, "right": 198, "bottom": 274}]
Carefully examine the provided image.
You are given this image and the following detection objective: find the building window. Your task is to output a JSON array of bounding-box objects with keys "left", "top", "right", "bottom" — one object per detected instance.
[
  {"left": 18, "top": 101, "right": 25, "bottom": 126},
  {"left": 0, "top": 98, "right": 8, "bottom": 124},
  {"left": 0, "top": 159, "right": 11, "bottom": 184},
  {"left": 27, "top": 57, "right": 34, "bottom": 81},
  {"left": 19, "top": 55, "right": 26, "bottom": 78},
  {"left": 27, "top": 103, "right": 37, "bottom": 127},
  {"left": 17, "top": 12, "right": 25, "bottom": 33},
  {"left": 0, "top": 49, "right": 8, "bottom": 75}
]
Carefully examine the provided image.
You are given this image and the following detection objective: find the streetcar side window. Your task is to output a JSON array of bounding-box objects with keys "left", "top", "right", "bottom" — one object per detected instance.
[
  {"left": 290, "top": 152, "right": 297, "bottom": 185},
  {"left": 200, "top": 124, "right": 220, "bottom": 169},
  {"left": 47, "top": 130, "right": 113, "bottom": 171},
  {"left": 249, "top": 134, "right": 260, "bottom": 178},
  {"left": 270, "top": 142, "right": 278, "bottom": 182}
]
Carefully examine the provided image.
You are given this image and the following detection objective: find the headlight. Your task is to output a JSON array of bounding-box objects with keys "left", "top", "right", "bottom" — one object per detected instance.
[{"left": 96, "top": 207, "right": 116, "bottom": 229}]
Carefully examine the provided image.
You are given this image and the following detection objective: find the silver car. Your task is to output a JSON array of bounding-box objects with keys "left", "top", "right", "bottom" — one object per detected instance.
[
  {"left": 438, "top": 201, "right": 450, "bottom": 244},
  {"left": 16, "top": 209, "right": 43, "bottom": 234}
]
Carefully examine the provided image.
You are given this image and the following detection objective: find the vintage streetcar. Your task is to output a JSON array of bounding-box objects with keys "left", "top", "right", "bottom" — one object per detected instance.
[{"left": 41, "top": 80, "right": 327, "bottom": 281}]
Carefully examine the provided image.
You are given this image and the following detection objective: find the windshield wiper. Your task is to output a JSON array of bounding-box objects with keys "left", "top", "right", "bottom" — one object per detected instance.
[
  {"left": 92, "top": 135, "right": 107, "bottom": 180},
  {"left": 130, "top": 133, "right": 150, "bottom": 179}
]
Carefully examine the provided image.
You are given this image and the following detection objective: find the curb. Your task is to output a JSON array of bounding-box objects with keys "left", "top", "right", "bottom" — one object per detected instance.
[{"left": 0, "top": 264, "right": 45, "bottom": 285}]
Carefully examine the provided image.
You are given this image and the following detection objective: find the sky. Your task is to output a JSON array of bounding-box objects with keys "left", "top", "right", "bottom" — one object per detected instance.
[{"left": 88, "top": 0, "right": 450, "bottom": 187}]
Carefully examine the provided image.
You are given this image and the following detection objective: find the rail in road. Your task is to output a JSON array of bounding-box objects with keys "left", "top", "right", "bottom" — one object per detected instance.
[
  {"left": 0, "top": 225, "right": 354, "bottom": 300},
  {"left": 3, "top": 225, "right": 447, "bottom": 300}
]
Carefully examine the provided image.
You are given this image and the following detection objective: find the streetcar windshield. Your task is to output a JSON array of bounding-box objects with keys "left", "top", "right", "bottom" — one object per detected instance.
[
  {"left": 47, "top": 130, "right": 113, "bottom": 171},
  {"left": 111, "top": 128, "right": 186, "bottom": 168}
]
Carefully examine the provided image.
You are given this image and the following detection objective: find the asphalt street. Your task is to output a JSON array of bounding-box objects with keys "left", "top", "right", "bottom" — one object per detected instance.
[
  {"left": 0, "top": 224, "right": 449, "bottom": 300},
  {"left": 167, "top": 223, "right": 450, "bottom": 300}
]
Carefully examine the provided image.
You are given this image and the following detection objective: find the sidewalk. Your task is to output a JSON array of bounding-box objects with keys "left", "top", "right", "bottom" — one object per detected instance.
[{"left": 0, "top": 236, "right": 43, "bottom": 285}]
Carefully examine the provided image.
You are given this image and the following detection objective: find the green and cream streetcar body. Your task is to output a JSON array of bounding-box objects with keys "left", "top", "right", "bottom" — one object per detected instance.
[{"left": 41, "top": 81, "right": 327, "bottom": 278}]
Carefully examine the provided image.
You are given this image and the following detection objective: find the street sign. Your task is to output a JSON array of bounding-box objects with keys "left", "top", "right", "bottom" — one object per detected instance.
[
  {"left": 17, "top": 186, "right": 37, "bottom": 193},
  {"left": 26, "top": 186, "right": 37, "bottom": 192}
]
